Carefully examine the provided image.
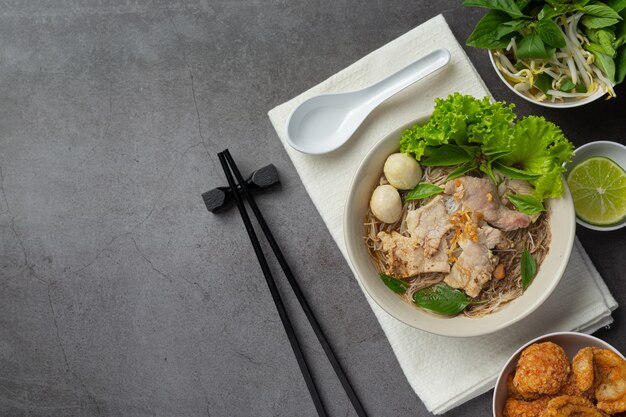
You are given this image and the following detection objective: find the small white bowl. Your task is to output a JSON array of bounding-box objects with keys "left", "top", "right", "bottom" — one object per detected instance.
[
  {"left": 492, "top": 331, "right": 625, "bottom": 417},
  {"left": 488, "top": 50, "right": 607, "bottom": 109},
  {"left": 343, "top": 119, "right": 576, "bottom": 337},
  {"left": 564, "top": 140, "right": 626, "bottom": 231}
]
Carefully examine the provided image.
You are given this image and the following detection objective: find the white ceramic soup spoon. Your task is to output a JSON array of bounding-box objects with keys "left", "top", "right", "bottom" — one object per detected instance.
[{"left": 285, "top": 48, "right": 451, "bottom": 155}]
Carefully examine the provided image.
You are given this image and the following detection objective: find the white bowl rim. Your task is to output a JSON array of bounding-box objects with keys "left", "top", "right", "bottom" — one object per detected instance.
[
  {"left": 491, "top": 331, "right": 625, "bottom": 417},
  {"left": 343, "top": 120, "right": 576, "bottom": 337},
  {"left": 566, "top": 140, "right": 626, "bottom": 231},
  {"left": 487, "top": 50, "right": 607, "bottom": 109}
]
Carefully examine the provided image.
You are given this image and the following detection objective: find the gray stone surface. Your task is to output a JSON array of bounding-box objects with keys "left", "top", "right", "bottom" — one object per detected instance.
[{"left": 0, "top": 1, "right": 624, "bottom": 416}]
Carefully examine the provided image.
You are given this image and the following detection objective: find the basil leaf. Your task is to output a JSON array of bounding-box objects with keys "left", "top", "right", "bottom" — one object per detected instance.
[
  {"left": 494, "top": 162, "right": 542, "bottom": 179},
  {"left": 583, "top": 3, "right": 622, "bottom": 19},
  {"left": 538, "top": 3, "right": 575, "bottom": 19},
  {"left": 521, "top": 249, "right": 537, "bottom": 290},
  {"left": 463, "top": 0, "right": 528, "bottom": 18},
  {"left": 496, "top": 19, "right": 528, "bottom": 38},
  {"left": 379, "top": 273, "right": 410, "bottom": 294},
  {"left": 582, "top": 15, "right": 621, "bottom": 28},
  {"left": 582, "top": 4, "right": 622, "bottom": 28},
  {"left": 560, "top": 79, "right": 576, "bottom": 91},
  {"left": 412, "top": 283, "right": 472, "bottom": 316},
  {"left": 516, "top": 0, "right": 533, "bottom": 11},
  {"left": 480, "top": 160, "right": 498, "bottom": 184},
  {"left": 585, "top": 26, "right": 602, "bottom": 43},
  {"left": 536, "top": 19, "right": 567, "bottom": 47},
  {"left": 517, "top": 31, "right": 554, "bottom": 59},
  {"left": 507, "top": 194, "right": 545, "bottom": 214},
  {"left": 590, "top": 49, "right": 616, "bottom": 82},
  {"left": 458, "top": 145, "right": 481, "bottom": 156},
  {"left": 534, "top": 73, "right": 554, "bottom": 94},
  {"left": 484, "top": 149, "right": 512, "bottom": 160},
  {"left": 446, "top": 159, "right": 479, "bottom": 181},
  {"left": 405, "top": 184, "right": 444, "bottom": 201},
  {"left": 538, "top": 4, "right": 558, "bottom": 20},
  {"left": 586, "top": 42, "right": 609, "bottom": 54},
  {"left": 422, "top": 144, "right": 473, "bottom": 166},
  {"left": 466, "top": 11, "right": 520, "bottom": 48},
  {"left": 598, "top": 29, "right": 617, "bottom": 55}
]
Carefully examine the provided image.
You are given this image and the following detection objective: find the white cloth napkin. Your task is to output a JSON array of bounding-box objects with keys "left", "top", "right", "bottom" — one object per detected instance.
[{"left": 267, "top": 14, "right": 618, "bottom": 414}]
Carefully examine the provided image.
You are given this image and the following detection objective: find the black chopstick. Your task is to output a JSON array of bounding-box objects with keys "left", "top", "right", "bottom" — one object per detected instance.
[
  {"left": 217, "top": 152, "right": 328, "bottom": 417},
  {"left": 218, "top": 149, "right": 368, "bottom": 417}
]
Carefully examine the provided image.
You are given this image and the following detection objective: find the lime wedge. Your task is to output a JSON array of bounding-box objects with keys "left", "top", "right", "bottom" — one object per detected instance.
[{"left": 567, "top": 156, "right": 626, "bottom": 226}]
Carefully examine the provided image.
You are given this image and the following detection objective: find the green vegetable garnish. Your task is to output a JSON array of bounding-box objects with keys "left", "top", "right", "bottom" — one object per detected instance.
[
  {"left": 534, "top": 73, "right": 554, "bottom": 95},
  {"left": 405, "top": 184, "right": 444, "bottom": 201},
  {"left": 494, "top": 163, "right": 541, "bottom": 180},
  {"left": 521, "top": 249, "right": 537, "bottom": 290},
  {"left": 412, "top": 283, "right": 476, "bottom": 316},
  {"left": 379, "top": 273, "right": 411, "bottom": 294},
  {"left": 446, "top": 159, "right": 479, "bottom": 181},
  {"left": 400, "top": 94, "right": 574, "bottom": 206},
  {"left": 464, "top": 0, "right": 626, "bottom": 99},
  {"left": 559, "top": 79, "right": 577, "bottom": 92},
  {"left": 379, "top": 275, "right": 483, "bottom": 315},
  {"left": 421, "top": 144, "right": 474, "bottom": 166},
  {"left": 507, "top": 194, "right": 545, "bottom": 215}
]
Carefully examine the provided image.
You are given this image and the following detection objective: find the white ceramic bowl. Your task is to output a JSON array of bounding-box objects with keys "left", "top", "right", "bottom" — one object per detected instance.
[
  {"left": 343, "top": 119, "right": 576, "bottom": 337},
  {"left": 492, "top": 331, "right": 625, "bottom": 417},
  {"left": 488, "top": 50, "right": 607, "bottom": 109},
  {"left": 564, "top": 140, "right": 626, "bottom": 231}
]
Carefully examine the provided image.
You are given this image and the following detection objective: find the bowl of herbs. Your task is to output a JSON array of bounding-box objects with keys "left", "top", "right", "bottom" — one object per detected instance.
[{"left": 465, "top": 0, "right": 624, "bottom": 107}]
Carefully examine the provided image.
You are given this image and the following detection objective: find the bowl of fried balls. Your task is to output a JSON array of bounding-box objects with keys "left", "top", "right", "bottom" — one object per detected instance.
[{"left": 493, "top": 331, "right": 626, "bottom": 417}]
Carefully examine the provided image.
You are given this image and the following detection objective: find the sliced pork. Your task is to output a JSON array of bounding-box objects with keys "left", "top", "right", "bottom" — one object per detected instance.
[
  {"left": 377, "top": 231, "right": 450, "bottom": 278},
  {"left": 405, "top": 196, "right": 452, "bottom": 257},
  {"left": 478, "top": 224, "right": 505, "bottom": 250},
  {"left": 444, "top": 176, "right": 530, "bottom": 231},
  {"left": 443, "top": 221, "right": 503, "bottom": 297},
  {"left": 444, "top": 239, "right": 498, "bottom": 298}
]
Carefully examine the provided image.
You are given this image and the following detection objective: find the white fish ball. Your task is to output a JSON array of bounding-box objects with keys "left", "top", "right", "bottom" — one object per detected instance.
[
  {"left": 383, "top": 153, "right": 422, "bottom": 190},
  {"left": 370, "top": 185, "right": 402, "bottom": 224}
]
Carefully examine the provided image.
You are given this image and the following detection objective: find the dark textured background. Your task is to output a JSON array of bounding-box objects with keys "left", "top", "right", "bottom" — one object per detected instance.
[{"left": 0, "top": 1, "right": 624, "bottom": 416}]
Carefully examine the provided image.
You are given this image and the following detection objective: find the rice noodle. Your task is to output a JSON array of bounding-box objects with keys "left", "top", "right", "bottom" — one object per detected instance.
[{"left": 363, "top": 167, "right": 552, "bottom": 318}]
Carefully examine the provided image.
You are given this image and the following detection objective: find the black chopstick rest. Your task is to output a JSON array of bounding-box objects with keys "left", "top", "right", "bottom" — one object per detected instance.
[{"left": 201, "top": 164, "right": 280, "bottom": 213}]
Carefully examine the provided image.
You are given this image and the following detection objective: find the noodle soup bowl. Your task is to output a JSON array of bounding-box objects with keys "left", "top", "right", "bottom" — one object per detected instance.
[
  {"left": 488, "top": 50, "right": 607, "bottom": 109},
  {"left": 343, "top": 118, "right": 576, "bottom": 337}
]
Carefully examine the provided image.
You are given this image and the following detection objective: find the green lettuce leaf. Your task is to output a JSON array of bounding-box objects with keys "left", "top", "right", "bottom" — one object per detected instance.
[
  {"left": 400, "top": 95, "right": 573, "bottom": 203},
  {"left": 497, "top": 116, "right": 573, "bottom": 199},
  {"left": 400, "top": 93, "right": 516, "bottom": 158}
]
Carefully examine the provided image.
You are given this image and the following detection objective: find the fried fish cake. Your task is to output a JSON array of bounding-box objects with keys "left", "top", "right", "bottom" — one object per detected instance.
[
  {"left": 507, "top": 373, "right": 540, "bottom": 400},
  {"left": 513, "top": 342, "right": 570, "bottom": 397},
  {"left": 503, "top": 396, "right": 549, "bottom": 417},
  {"left": 542, "top": 395, "right": 607, "bottom": 417},
  {"left": 572, "top": 347, "right": 595, "bottom": 392},
  {"left": 557, "top": 369, "right": 594, "bottom": 401},
  {"left": 593, "top": 348, "right": 626, "bottom": 403},
  {"left": 597, "top": 393, "right": 626, "bottom": 415}
]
